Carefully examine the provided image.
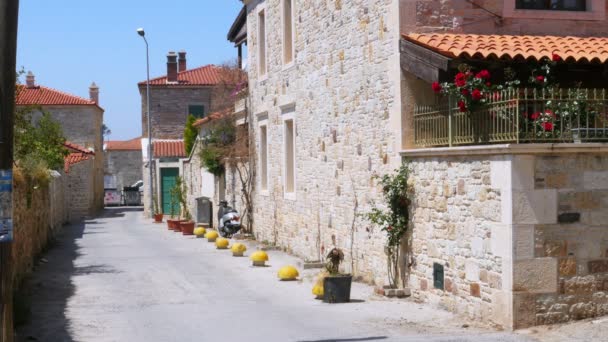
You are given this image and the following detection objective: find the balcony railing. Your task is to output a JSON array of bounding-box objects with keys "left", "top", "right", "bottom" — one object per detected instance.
[{"left": 414, "top": 88, "right": 608, "bottom": 147}]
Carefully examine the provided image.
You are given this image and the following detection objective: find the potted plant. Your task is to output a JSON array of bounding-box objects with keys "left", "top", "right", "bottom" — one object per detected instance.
[
  {"left": 153, "top": 193, "right": 163, "bottom": 223},
  {"left": 176, "top": 177, "right": 195, "bottom": 235},
  {"left": 166, "top": 185, "right": 180, "bottom": 231},
  {"left": 323, "top": 248, "right": 352, "bottom": 303}
]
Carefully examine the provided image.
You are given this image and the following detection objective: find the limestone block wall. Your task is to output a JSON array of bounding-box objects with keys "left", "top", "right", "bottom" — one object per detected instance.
[
  {"left": 67, "top": 159, "right": 95, "bottom": 221},
  {"left": 408, "top": 156, "right": 506, "bottom": 326},
  {"left": 516, "top": 153, "right": 608, "bottom": 328},
  {"left": 245, "top": 0, "right": 403, "bottom": 285},
  {"left": 13, "top": 170, "right": 67, "bottom": 286},
  {"left": 406, "top": 147, "right": 608, "bottom": 329},
  {"left": 140, "top": 87, "right": 213, "bottom": 140},
  {"left": 104, "top": 150, "right": 143, "bottom": 191},
  {"left": 29, "top": 105, "right": 105, "bottom": 213}
]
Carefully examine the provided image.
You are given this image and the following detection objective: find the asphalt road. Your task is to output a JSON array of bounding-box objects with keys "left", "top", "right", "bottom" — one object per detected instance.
[{"left": 14, "top": 208, "right": 552, "bottom": 342}]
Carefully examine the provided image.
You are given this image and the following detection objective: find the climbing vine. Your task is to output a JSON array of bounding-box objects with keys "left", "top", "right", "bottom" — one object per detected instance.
[{"left": 364, "top": 163, "right": 412, "bottom": 288}]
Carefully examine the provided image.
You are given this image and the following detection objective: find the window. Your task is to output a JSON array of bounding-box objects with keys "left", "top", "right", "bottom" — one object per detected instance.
[
  {"left": 188, "top": 105, "right": 205, "bottom": 118},
  {"left": 283, "top": 114, "right": 295, "bottom": 198},
  {"left": 516, "top": 0, "right": 586, "bottom": 11},
  {"left": 282, "top": 0, "right": 294, "bottom": 65},
  {"left": 259, "top": 124, "right": 268, "bottom": 191},
  {"left": 258, "top": 9, "right": 267, "bottom": 77}
]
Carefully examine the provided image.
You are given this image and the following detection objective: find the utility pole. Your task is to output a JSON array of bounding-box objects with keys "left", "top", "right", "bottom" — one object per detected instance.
[{"left": 0, "top": 0, "right": 20, "bottom": 340}]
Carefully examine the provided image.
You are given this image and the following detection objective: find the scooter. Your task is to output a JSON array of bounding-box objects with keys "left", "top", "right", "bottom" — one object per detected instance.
[{"left": 217, "top": 200, "right": 242, "bottom": 238}]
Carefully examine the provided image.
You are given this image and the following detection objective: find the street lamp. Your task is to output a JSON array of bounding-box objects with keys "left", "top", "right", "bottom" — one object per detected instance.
[{"left": 137, "top": 27, "right": 154, "bottom": 218}]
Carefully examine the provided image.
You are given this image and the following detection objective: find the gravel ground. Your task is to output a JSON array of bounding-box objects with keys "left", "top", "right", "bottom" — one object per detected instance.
[{"left": 14, "top": 207, "right": 604, "bottom": 342}]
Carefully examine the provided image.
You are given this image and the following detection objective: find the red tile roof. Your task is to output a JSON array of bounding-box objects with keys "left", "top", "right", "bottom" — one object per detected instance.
[
  {"left": 63, "top": 141, "right": 94, "bottom": 173},
  {"left": 138, "top": 65, "right": 223, "bottom": 87},
  {"left": 63, "top": 141, "right": 94, "bottom": 154},
  {"left": 193, "top": 108, "right": 232, "bottom": 127},
  {"left": 105, "top": 137, "right": 142, "bottom": 151},
  {"left": 16, "top": 85, "right": 102, "bottom": 108},
  {"left": 153, "top": 140, "right": 186, "bottom": 158},
  {"left": 64, "top": 153, "right": 92, "bottom": 173},
  {"left": 403, "top": 33, "right": 608, "bottom": 63}
]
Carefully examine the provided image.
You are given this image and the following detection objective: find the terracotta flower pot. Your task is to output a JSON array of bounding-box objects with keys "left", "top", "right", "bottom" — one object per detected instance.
[
  {"left": 154, "top": 213, "right": 164, "bottom": 223},
  {"left": 173, "top": 220, "right": 185, "bottom": 232},
  {"left": 167, "top": 219, "right": 178, "bottom": 230},
  {"left": 180, "top": 221, "right": 195, "bottom": 235}
]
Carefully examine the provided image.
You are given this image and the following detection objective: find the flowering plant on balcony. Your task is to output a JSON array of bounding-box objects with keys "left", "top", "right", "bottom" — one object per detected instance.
[
  {"left": 430, "top": 54, "right": 606, "bottom": 140},
  {"left": 432, "top": 65, "right": 500, "bottom": 114}
]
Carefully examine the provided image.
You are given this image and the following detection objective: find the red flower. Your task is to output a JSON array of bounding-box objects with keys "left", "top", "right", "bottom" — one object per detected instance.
[
  {"left": 387, "top": 226, "right": 393, "bottom": 231},
  {"left": 530, "top": 112, "right": 541, "bottom": 120},
  {"left": 486, "top": 82, "right": 492, "bottom": 87},
  {"left": 475, "top": 70, "right": 491, "bottom": 80},
  {"left": 457, "top": 100, "right": 467, "bottom": 112},
  {"left": 471, "top": 89, "right": 482, "bottom": 101},
  {"left": 461, "top": 89, "right": 470, "bottom": 96},
  {"left": 432, "top": 82, "right": 442, "bottom": 93},
  {"left": 545, "top": 109, "right": 556, "bottom": 118},
  {"left": 536, "top": 75, "right": 545, "bottom": 83},
  {"left": 552, "top": 54, "right": 561, "bottom": 62},
  {"left": 455, "top": 73, "right": 467, "bottom": 87},
  {"left": 541, "top": 122, "right": 554, "bottom": 131}
]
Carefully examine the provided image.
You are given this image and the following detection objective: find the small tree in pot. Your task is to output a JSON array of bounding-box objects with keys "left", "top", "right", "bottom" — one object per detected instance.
[
  {"left": 323, "top": 248, "right": 351, "bottom": 303},
  {"left": 167, "top": 182, "right": 180, "bottom": 230},
  {"left": 153, "top": 193, "right": 163, "bottom": 223},
  {"left": 176, "top": 177, "right": 195, "bottom": 235}
]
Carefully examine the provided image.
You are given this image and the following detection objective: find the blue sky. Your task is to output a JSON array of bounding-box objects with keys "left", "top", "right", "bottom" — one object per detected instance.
[{"left": 17, "top": 1, "right": 243, "bottom": 140}]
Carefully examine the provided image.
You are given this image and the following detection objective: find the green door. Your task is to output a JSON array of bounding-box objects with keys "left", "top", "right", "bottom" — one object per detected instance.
[{"left": 161, "top": 168, "right": 180, "bottom": 215}]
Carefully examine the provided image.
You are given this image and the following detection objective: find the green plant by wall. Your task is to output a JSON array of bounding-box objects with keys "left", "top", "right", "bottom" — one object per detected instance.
[
  {"left": 184, "top": 114, "right": 198, "bottom": 156},
  {"left": 365, "top": 164, "right": 411, "bottom": 248},
  {"left": 198, "top": 118, "right": 237, "bottom": 176},
  {"left": 364, "top": 163, "right": 412, "bottom": 288},
  {"left": 15, "top": 108, "right": 68, "bottom": 173}
]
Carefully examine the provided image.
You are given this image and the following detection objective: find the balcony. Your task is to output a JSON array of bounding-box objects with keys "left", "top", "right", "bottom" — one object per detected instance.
[{"left": 414, "top": 88, "right": 608, "bottom": 147}]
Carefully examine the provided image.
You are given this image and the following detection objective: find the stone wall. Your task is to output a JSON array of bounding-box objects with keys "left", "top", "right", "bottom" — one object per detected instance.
[
  {"left": 245, "top": 0, "right": 403, "bottom": 285},
  {"left": 516, "top": 153, "right": 608, "bottom": 327},
  {"left": 104, "top": 150, "right": 143, "bottom": 191},
  {"left": 408, "top": 156, "right": 505, "bottom": 326},
  {"left": 405, "top": 147, "right": 608, "bottom": 329},
  {"left": 140, "top": 87, "right": 213, "bottom": 140},
  {"left": 66, "top": 158, "right": 96, "bottom": 221},
  {"left": 27, "top": 105, "right": 105, "bottom": 215},
  {"left": 12, "top": 169, "right": 67, "bottom": 286},
  {"left": 400, "top": 0, "right": 608, "bottom": 35}
]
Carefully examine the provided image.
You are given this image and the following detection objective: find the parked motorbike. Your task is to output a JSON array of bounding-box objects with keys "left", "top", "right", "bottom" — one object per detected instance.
[{"left": 217, "top": 200, "right": 242, "bottom": 238}]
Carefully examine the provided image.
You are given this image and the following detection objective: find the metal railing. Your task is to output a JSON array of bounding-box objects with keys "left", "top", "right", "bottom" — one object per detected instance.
[{"left": 414, "top": 88, "right": 608, "bottom": 147}]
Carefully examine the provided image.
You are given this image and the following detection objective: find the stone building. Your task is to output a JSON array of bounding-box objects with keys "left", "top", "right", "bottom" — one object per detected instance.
[
  {"left": 16, "top": 72, "right": 105, "bottom": 219},
  {"left": 63, "top": 141, "right": 98, "bottom": 220},
  {"left": 104, "top": 137, "right": 143, "bottom": 205},
  {"left": 239, "top": 0, "right": 608, "bottom": 329},
  {"left": 138, "top": 51, "right": 235, "bottom": 216}
]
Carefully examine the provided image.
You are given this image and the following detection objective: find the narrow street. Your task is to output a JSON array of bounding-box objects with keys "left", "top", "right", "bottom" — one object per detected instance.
[{"left": 11, "top": 208, "right": 597, "bottom": 342}]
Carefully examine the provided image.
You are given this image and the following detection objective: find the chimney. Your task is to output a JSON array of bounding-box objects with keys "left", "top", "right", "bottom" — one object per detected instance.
[
  {"left": 167, "top": 51, "right": 178, "bottom": 83},
  {"left": 178, "top": 50, "right": 187, "bottom": 72},
  {"left": 89, "top": 82, "right": 99, "bottom": 104},
  {"left": 26, "top": 71, "right": 36, "bottom": 88}
]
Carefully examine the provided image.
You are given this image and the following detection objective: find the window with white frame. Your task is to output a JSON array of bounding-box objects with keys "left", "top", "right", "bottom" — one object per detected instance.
[
  {"left": 258, "top": 8, "right": 267, "bottom": 77},
  {"left": 282, "top": 111, "right": 295, "bottom": 197},
  {"left": 282, "top": 0, "right": 295, "bottom": 65},
  {"left": 259, "top": 124, "right": 268, "bottom": 191}
]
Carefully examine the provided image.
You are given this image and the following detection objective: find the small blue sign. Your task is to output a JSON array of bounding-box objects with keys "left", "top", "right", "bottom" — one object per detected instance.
[
  {"left": 0, "top": 169, "right": 13, "bottom": 243},
  {"left": 0, "top": 170, "right": 12, "bottom": 181}
]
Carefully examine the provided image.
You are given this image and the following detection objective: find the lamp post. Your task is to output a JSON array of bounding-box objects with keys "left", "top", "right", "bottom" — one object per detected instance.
[{"left": 137, "top": 28, "right": 154, "bottom": 218}]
